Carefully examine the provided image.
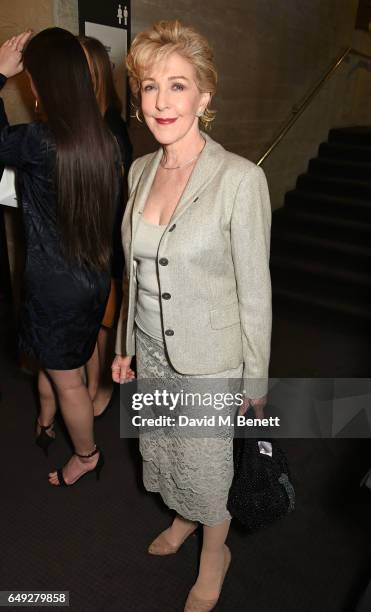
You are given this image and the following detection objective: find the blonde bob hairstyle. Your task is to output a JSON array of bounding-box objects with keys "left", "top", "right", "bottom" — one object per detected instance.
[{"left": 126, "top": 20, "right": 217, "bottom": 129}]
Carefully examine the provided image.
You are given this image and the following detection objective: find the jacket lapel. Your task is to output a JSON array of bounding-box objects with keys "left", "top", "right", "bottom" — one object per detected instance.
[
  {"left": 169, "top": 133, "right": 225, "bottom": 224},
  {"left": 131, "top": 147, "right": 162, "bottom": 240},
  {"left": 130, "top": 132, "right": 225, "bottom": 238}
]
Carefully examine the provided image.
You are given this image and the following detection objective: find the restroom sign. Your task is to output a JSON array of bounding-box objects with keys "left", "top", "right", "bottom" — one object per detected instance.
[
  {"left": 78, "top": 1, "right": 131, "bottom": 31},
  {"left": 78, "top": 0, "right": 131, "bottom": 118}
]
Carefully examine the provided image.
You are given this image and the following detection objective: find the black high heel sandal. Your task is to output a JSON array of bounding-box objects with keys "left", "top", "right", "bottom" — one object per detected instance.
[
  {"left": 53, "top": 446, "right": 104, "bottom": 487},
  {"left": 35, "top": 420, "right": 55, "bottom": 457}
]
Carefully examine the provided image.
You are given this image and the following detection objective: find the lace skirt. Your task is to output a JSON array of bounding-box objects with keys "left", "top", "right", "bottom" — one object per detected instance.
[{"left": 135, "top": 326, "right": 243, "bottom": 526}]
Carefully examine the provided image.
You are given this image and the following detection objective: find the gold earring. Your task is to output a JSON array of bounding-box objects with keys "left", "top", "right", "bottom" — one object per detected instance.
[
  {"left": 34, "top": 99, "right": 39, "bottom": 113},
  {"left": 135, "top": 108, "right": 143, "bottom": 123}
]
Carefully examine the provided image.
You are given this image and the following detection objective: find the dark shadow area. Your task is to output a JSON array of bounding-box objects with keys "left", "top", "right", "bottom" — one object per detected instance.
[{"left": 1, "top": 283, "right": 371, "bottom": 612}]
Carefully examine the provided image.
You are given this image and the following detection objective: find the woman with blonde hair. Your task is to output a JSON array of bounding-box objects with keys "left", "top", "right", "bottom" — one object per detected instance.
[{"left": 112, "top": 20, "right": 272, "bottom": 611}]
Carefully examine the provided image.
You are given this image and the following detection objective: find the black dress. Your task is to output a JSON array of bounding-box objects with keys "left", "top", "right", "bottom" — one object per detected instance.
[{"left": 0, "top": 74, "right": 112, "bottom": 370}]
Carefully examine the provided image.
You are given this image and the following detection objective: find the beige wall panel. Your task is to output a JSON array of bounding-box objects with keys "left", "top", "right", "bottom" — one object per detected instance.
[
  {"left": 53, "top": 0, "right": 78, "bottom": 34},
  {"left": 1, "top": 0, "right": 370, "bottom": 209},
  {"left": 130, "top": 0, "right": 370, "bottom": 208},
  {"left": 350, "top": 30, "right": 371, "bottom": 125},
  {"left": 0, "top": 0, "right": 54, "bottom": 123},
  {"left": 0, "top": 0, "right": 53, "bottom": 37}
]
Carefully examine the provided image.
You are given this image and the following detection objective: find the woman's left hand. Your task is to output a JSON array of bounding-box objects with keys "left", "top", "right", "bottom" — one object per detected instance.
[
  {"left": 239, "top": 395, "right": 267, "bottom": 417},
  {"left": 0, "top": 31, "right": 33, "bottom": 78}
]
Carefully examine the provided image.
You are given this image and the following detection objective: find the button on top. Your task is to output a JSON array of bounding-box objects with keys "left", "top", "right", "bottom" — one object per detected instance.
[
  {"left": 169, "top": 224, "right": 176, "bottom": 232},
  {"left": 162, "top": 293, "right": 171, "bottom": 300},
  {"left": 165, "top": 329, "right": 174, "bottom": 336},
  {"left": 159, "top": 257, "right": 168, "bottom": 266}
]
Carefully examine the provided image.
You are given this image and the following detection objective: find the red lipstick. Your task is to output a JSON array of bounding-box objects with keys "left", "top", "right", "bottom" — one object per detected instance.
[{"left": 155, "top": 118, "right": 177, "bottom": 125}]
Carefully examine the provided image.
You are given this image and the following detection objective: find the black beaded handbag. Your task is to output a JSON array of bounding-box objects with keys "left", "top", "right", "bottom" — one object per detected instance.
[{"left": 227, "top": 438, "right": 295, "bottom": 531}]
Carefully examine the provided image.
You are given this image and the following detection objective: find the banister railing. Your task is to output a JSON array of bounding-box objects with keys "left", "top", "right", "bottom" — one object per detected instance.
[{"left": 257, "top": 47, "right": 371, "bottom": 166}]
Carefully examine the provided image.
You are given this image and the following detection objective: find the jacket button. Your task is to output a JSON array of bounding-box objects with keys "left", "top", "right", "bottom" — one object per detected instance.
[
  {"left": 159, "top": 257, "right": 168, "bottom": 266},
  {"left": 169, "top": 224, "right": 176, "bottom": 232},
  {"left": 162, "top": 293, "right": 171, "bottom": 300},
  {"left": 165, "top": 329, "right": 174, "bottom": 336}
]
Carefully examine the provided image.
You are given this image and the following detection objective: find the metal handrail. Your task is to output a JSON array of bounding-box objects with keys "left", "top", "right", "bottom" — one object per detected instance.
[{"left": 257, "top": 47, "right": 371, "bottom": 166}]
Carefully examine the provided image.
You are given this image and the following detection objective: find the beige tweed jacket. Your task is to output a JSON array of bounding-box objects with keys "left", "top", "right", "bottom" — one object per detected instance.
[{"left": 115, "top": 132, "right": 272, "bottom": 398}]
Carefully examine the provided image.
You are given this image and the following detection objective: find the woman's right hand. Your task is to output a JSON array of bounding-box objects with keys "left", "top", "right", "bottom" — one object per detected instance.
[
  {"left": 0, "top": 31, "right": 32, "bottom": 78},
  {"left": 111, "top": 355, "right": 136, "bottom": 383}
]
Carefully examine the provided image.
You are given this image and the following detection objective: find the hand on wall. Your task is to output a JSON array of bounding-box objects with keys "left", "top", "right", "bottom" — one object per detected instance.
[{"left": 0, "top": 31, "right": 33, "bottom": 78}]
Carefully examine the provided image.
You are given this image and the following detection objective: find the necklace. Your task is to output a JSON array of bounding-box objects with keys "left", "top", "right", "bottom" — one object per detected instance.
[{"left": 160, "top": 138, "right": 206, "bottom": 170}]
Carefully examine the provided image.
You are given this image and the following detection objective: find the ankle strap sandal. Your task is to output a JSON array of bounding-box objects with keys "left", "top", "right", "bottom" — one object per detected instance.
[
  {"left": 35, "top": 420, "right": 55, "bottom": 457},
  {"left": 75, "top": 446, "right": 99, "bottom": 459},
  {"left": 54, "top": 447, "right": 105, "bottom": 487}
]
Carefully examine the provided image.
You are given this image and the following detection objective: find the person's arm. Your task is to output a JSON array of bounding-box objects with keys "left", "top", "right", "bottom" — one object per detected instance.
[
  {"left": 112, "top": 276, "right": 135, "bottom": 382},
  {"left": 114, "top": 158, "right": 137, "bottom": 356},
  {"left": 0, "top": 31, "right": 34, "bottom": 169},
  {"left": 0, "top": 74, "right": 8, "bottom": 183},
  {"left": 114, "top": 275, "right": 131, "bottom": 356},
  {"left": 112, "top": 160, "right": 137, "bottom": 383},
  {"left": 0, "top": 74, "right": 9, "bottom": 126},
  {"left": 230, "top": 164, "right": 272, "bottom": 401}
]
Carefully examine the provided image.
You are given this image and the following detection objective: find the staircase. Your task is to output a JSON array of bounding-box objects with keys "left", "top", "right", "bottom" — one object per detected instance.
[{"left": 270, "top": 127, "right": 371, "bottom": 327}]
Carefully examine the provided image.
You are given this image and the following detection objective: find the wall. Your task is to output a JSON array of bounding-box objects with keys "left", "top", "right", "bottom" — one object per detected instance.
[
  {"left": 129, "top": 0, "right": 371, "bottom": 209},
  {"left": 53, "top": 0, "right": 78, "bottom": 34},
  {"left": 0, "top": 0, "right": 54, "bottom": 123},
  {"left": 2, "top": 0, "right": 371, "bottom": 209},
  {"left": 350, "top": 28, "right": 371, "bottom": 125}
]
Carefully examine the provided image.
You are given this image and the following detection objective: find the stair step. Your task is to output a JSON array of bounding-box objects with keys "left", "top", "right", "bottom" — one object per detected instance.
[
  {"left": 271, "top": 254, "right": 371, "bottom": 291},
  {"left": 318, "top": 142, "right": 371, "bottom": 163},
  {"left": 271, "top": 231, "right": 371, "bottom": 263},
  {"left": 270, "top": 255, "right": 371, "bottom": 292},
  {"left": 285, "top": 189, "right": 371, "bottom": 220},
  {"left": 273, "top": 288, "right": 371, "bottom": 321},
  {"left": 273, "top": 126, "right": 371, "bottom": 325},
  {"left": 328, "top": 127, "right": 371, "bottom": 148},
  {"left": 296, "top": 174, "right": 371, "bottom": 201},
  {"left": 308, "top": 157, "right": 371, "bottom": 181},
  {"left": 272, "top": 208, "right": 371, "bottom": 244}
]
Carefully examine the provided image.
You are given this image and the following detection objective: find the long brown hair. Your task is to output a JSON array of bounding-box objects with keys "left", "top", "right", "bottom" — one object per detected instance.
[
  {"left": 78, "top": 35, "right": 122, "bottom": 116},
  {"left": 23, "top": 27, "right": 118, "bottom": 270}
]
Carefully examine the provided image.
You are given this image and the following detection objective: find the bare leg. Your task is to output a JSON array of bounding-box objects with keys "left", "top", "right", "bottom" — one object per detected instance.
[
  {"left": 192, "top": 519, "right": 231, "bottom": 600},
  {"left": 85, "top": 343, "right": 99, "bottom": 401},
  {"left": 85, "top": 329, "right": 113, "bottom": 416},
  {"left": 46, "top": 367, "right": 99, "bottom": 485},
  {"left": 97, "top": 326, "right": 110, "bottom": 376},
  {"left": 36, "top": 369, "right": 57, "bottom": 438},
  {"left": 93, "top": 327, "right": 114, "bottom": 415}
]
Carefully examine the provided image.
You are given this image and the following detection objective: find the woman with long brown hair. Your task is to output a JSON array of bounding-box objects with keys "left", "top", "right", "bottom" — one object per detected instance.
[
  {"left": 0, "top": 28, "right": 120, "bottom": 486},
  {"left": 79, "top": 35, "right": 132, "bottom": 417}
]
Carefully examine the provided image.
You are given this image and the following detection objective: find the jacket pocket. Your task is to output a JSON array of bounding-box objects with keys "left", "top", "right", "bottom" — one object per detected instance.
[{"left": 210, "top": 301, "right": 240, "bottom": 329}]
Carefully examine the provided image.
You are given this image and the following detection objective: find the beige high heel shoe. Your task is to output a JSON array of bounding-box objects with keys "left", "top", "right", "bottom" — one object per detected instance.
[
  {"left": 184, "top": 545, "right": 232, "bottom": 612},
  {"left": 148, "top": 524, "right": 198, "bottom": 555}
]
